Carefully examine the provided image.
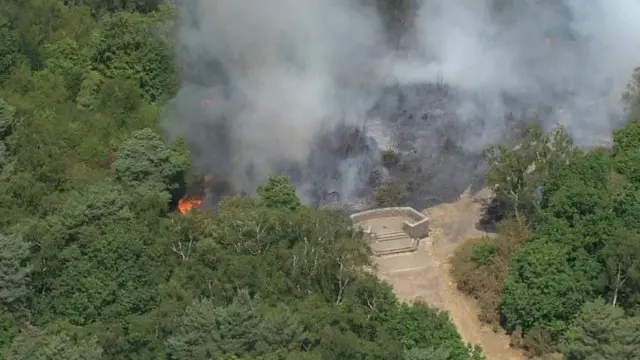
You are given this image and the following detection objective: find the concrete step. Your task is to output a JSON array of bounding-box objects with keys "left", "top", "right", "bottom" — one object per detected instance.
[
  {"left": 374, "top": 240, "right": 431, "bottom": 259},
  {"left": 374, "top": 231, "right": 409, "bottom": 242},
  {"left": 371, "top": 241, "right": 418, "bottom": 256}
]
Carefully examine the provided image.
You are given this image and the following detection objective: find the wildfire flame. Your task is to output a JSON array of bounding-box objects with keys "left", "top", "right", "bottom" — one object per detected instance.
[
  {"left": 177, "top": 175, "right": 213, "bottom": 215},
  {"left": 178, "top": 197, "right": 202, "bottom": 215}
]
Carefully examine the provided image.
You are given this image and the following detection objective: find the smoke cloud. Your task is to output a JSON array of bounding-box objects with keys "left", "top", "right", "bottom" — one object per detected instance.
[
  {"left": 405, "top": 0, "right": 640, "bottom": 144},
  {"left": 162, "top": 0, "right": 640, "bottom": 208}
]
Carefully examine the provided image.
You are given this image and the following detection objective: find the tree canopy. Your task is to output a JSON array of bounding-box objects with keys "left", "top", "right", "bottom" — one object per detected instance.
[
  {"left": 0, "top": 2, "right": 487, "bottom": 359},
  {"left": 1, "top": 0, "right": 640, "bottom": 359},
  {"left": 453, "top": 106, "right": 640, "bottom": 357}
]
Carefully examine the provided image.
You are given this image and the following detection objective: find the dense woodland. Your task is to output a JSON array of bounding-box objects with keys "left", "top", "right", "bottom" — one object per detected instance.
[
  {"left": 0, "top": 0, "right": 639, "bottom": 359},
  {"left": 0, "top": 0, "right": 480, "bottom": 359},
  {"left": 452, "top": 88, "right": 640, "bottom": 357}
]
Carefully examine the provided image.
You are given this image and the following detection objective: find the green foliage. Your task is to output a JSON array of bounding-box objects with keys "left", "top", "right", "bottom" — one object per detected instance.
[
  {"left": 0, "top": 312, "right": 19, "bottom": 350},
  {"left": 90, "top": 8, "right": 177, "bottom": 102},
  {"left": 485, "top": 124, "right": 575, "bottom": 223},
  {"left": 0, "top": 25, "right": 21, "bottom": 83},
  {"left": 381, "top": 149, "right": 401, "bottom": 167},
  {"left": 454, "top": 71, "right": 640, "bottom": 358},
  {"left": 255, "top": 304, "right": 304, "bottom": 355},
  {"left": 384, "top": 302, "right": 486, "bottom": 360},
  {"left": 376, "top": 181, "right": 407, "bottom": 207},
  {"left": 470, "top": 242, "right": 497, "bottom": 266},
  {"left": 3, "top": 325, "right": 102, "bottom": 360},
  {"left": 613, "top": 118, "right": 640, "bottom": 155},
  {"left": 560, "top": 299, "right": 640, "bottom": 360},
  {"left": 7, "top": 0, "right": 614, "bottom": 359},
  {"left": 602, "top": 230, "right": 640, "bottom": 308},
  {"left": 77, "top": 0, "right": 162, "bottom": 14},
  {"left": 114, "top": 128, "right": 188, "bottom": 191},
  {"left": 501, "top": 240, "right": 601, "bottom": 337},
  {"left": 404, "top": 347, "right": 452, "bottom": 360},
  {"left": 257, "top": 175, "right": 302, "bottom": 212},
  {"left": 0, "top": 233, "right": 31, "bottom": 314},
  {"left": 451, "top": 221, "right": 528, "bottom": 328},
  {"left": 0, "top": 98, "right": 18, "bottom": 175},
  {"left": 496, "top": 141, "right": 640, "bottom": 352},
  {"left": 621, "top": 67, "right": 640, "bottom": 116},
  {"left": 167, "top": 290, "right": 263, "bottom": 359},
  {"left": 613, "top": 117, "right": 640, "bottom": 185}
]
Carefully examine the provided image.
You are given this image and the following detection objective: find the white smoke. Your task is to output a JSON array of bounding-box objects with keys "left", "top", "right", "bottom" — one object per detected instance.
[
  {"left": 165, "top": 0, "right": 390, "bottom": 194},
  {"left": 400, "top": 0, "right": 640, "bottom": 145},
  {"left": 163, "top": 0, "right": 640, "bottom": 199}
]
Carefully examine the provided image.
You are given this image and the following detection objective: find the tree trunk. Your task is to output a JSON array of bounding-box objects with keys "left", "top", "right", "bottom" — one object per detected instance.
[{"left": 612, "top": 268, "right": 619, "bottom": 307}]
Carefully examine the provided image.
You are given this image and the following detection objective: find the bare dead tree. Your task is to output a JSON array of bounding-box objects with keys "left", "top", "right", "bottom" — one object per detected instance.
[{"left": 172, "top": 233, "right": 194, "bottom": 260}]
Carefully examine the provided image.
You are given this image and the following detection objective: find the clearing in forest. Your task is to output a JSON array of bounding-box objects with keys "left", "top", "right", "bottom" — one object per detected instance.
[{"left": 373, "top": 187, "right": 528, "bottom": 360}]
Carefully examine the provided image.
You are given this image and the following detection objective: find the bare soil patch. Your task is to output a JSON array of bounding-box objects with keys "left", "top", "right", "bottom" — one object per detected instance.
[{"left": 373, "top": 188, "right": 527, "bottom": 360}]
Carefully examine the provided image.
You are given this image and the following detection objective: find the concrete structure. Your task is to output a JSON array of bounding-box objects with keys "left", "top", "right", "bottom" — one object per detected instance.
[{"left": 350, "top": 207, "right": 429, "bottom": 256}]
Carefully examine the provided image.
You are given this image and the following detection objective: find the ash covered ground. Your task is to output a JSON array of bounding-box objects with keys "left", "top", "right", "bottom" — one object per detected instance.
[
  {"left": 169, "top": 79, "right": 533, "bottom": 213},
  {"left": 163, "top": 0, "right": 635, "bottom": 213}
]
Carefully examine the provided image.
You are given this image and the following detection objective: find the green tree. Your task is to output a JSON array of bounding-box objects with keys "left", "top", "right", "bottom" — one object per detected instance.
[
  {"left": 560, "top": 299, "right": 640, "bottom": 360},
  {"left": 0, "top": 98, "right": 17, "bottom": 175},
  {"left": 613, "top": 117, "right": 640, "bottom": 186},
  {"left": 255, "top": 304, "right": 304, "bottom": 355},
  {"left": 0, "top": 233, "right": 31, "bottom": 314},
  {"left": 11, "top": 0, "right": 70, "bottom": 69},
  {"left": 78, "top": 0, "right": 162, "bottom": 14},
  {"left": 384, "top": 301, "right": 486, "bottom": 360},
  {"left": 404, "top": 347, "right": 452, "bottom": 360},
  {"left": 0, "top": 311, "right": 19, "bottom": 350},
  {"left": 3, "top": 326, "right": 102, "bottom": 360},
  {"left": 166, "top": 290, "right": 263, "bottom": 359},
  {"left": 621, "top": 67, "right": 640, "bottom": 116},
  {"left": 484, "top": 124, "right": 575, "bottom": 223},
  {"left": 0, "top": 25, "right": 21, "bottom": 83},
  {"left": 90, "top": 8, "right": 177, "bottom": 102},
  {"left": 114, "top": 128, "right": 188, "bottom": 192},
  {"left": 602, "top": 230, "right": 640, "bottom": 307},
  {"left": 257, "top": 175, "right": 302, "bottom": 212},
  {"left": 0, "top": 2, "right": 506, "bottom": 358},
  {"left": 501, "top": 240, "right": 600, "bottom": 337}
]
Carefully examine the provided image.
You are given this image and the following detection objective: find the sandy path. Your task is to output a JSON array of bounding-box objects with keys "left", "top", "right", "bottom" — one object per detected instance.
[{"left": 375, "top": 188, "right": 527, "bottom": 360}]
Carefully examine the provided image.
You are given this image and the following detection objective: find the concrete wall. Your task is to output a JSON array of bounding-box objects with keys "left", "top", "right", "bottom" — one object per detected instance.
[
  {"left": 350, "top": 207, "right": 429, "bottom": 239},
  {"left": 360, "top": 226, "right": 375, "bottom": 243}
]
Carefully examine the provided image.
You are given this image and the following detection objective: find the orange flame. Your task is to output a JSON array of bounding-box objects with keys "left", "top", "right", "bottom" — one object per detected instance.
[
  {"left": 178, "top": 197, "right": 202, "bottom": 215},
  {"left": 177, "top": 175, "right": 213, "bottom": 215}
]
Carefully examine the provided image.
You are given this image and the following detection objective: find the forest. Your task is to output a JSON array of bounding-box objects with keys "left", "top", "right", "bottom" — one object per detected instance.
[
  {"left": 451, "top": 92, "right": 640, "bottom": 357},
  {"left": 0, "top": 0, "right": 639, "bottom": 359}
]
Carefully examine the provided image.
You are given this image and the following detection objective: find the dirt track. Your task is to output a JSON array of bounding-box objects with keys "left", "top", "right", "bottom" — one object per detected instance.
[{"left": 375, "top": 187, "right": 527, "bottom": 360}]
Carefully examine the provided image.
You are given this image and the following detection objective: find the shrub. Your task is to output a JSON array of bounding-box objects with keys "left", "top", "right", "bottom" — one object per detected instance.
[
  {"left": 450, "top": 220, "right": 527, "bottom": 328},
  {"left": 471, "top": 243, "right": 497, "bottom": 266},
  {"left": 381, "top": 149, "right": 400, "bottom": 168},
  {"left": 376, "top": 182, "right": 406, "bottom": 207}
]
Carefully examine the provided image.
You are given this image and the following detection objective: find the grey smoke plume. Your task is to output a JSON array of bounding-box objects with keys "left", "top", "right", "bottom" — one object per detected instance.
[
  {"left": 162, "top": 0, "right": 640, "bottom": 207},
  {"left": 401, "top": 0, "right": 640, "bottom": 145},
  {"left": 164, "top": 0, "right": 388, "bottom": 197}
]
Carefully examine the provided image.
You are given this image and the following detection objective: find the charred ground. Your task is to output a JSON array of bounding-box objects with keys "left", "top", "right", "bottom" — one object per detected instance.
[{"left": 173, "top": 79, "right": 534, "bottom": 213}]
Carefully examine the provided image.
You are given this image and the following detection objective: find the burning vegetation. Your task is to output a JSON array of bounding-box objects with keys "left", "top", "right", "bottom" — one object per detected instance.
[
  {"left": 177, "top": 197, "right": 202, "bottom": 215},
  {"left": 176, "top": 175, "right": 214, "bottom": 215}
]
